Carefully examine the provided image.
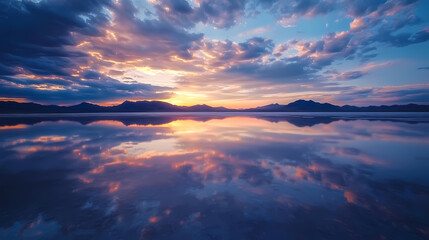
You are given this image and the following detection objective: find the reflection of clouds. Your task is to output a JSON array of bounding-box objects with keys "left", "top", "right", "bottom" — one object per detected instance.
[
  {"left": 0, "top": 116, "right": 428, "bottom": 239},
  {"left": 1, "top": 215, "right": 62, "bottom": 239},
  {"left": 323, "top": 146, "right": 386, "bottom": 165},
  {"left": 0, "top": 124, "right": 27, "bottom": 130}
]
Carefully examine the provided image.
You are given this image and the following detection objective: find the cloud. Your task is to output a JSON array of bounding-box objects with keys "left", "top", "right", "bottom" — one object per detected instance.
[
  {"left": 81, "top": 0, "right": 204, "bottom": 64},
  {"left": 189, "top": 37, "right": 275, "bottom": 71},
  {"left": 0, "top": 0, "right": 205, "bottom": 75},
  {"left": 238, "top": 37, "right": 275, "bottom": 59},
  {"left": 238, "top": 26, "right": 271, "bottom": 38},
  {"left": 342, "top": 0, "right": 388, "bottom": 17},
  {"left": 283, "top": 1, "right": 425, "bottom": 70},
  {"left": 227, "top": 57, "right": 315, "bottom": 82},
  {"left": 326, "top": 84, "right": 429, "bottom": 105},
  {"left": 0, "top": 73, "right": 172, "bottom": 104},
  {"left": 152, "top": 0, "right": 248, "bottom": 29},
  {"left": 374, "top": 27, "right": 429, "bottom": 47},
  {"left": 149, "top": 0, "right": 418, "bottom": 32},
  {"left": 326, "top": 61, "right": 395, "bottom": 80},
  {"left": 260, "top": 0, "right": 338, "bottom": 20},
  {"left": 330, "top": 70, "right": 365, "bottom": 80},
  {"left": 260, "top": 0, "right": 418, "bottom": 22},
  {"left": 0, "top": 0, "right": 112, "bottom": 76}
]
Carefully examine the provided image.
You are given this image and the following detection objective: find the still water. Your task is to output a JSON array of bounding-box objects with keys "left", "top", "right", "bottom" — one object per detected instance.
[{"left": 0, "top": 113, "right": 428, "bottom": 240}]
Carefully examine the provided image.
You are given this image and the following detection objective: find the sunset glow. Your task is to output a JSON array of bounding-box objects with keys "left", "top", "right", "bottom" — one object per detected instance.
[{"left": 1, "top": 0, "right": 428, "bottom": 107}]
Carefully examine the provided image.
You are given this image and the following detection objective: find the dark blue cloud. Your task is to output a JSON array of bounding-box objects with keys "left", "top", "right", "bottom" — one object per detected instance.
[
  {"left": 374, "top": 28, "right": 429, "bottom": 47},
  {"left": 198, "top": 0, "right": 247, "bottom": 28},
  {"left": 0, "top": 0, "right": 203, "bottom": 76},
  {"left": 342, "top": 0, "right": 388, "bottom": 17},
  {"left": 272, "top": 0, "right": 337, "bottom": 17},
  {"left": 153, "top": 0, "right": 248, "bottom": 29},
  {"left": 238, "top": 37, "right": 274, "bottom": 59},
  {"left": 332, "top": 85, "right": 429, "bottom": 105},
  {"left": 227, "top": 57, "right": 315, "bottom": 82},
  {"left": 259, "top": 0, "right": 419, "bottom": 19},
  {"left": 0, "top": 73, "right": 172, "bottom": 104},
  {"left": 326, "top": 70, "right": 366, "bottom": 80},
  {"left": 0, "top": 0, "right": 112, "bottom": 76}
]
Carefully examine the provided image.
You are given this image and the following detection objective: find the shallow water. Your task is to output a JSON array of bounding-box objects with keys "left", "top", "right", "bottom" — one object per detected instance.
[{"left": 0, "top": 113, "right": 428, "bottom": 239}]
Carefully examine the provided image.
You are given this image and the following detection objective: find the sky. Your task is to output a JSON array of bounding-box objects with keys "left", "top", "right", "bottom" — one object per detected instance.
[{"left": 0, "top": 0, "right": 428, "bottom": 108}]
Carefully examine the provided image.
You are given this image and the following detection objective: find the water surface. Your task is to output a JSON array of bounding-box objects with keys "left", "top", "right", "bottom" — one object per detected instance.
[{"left": 0, "top": 113, "right": 428, "bottom": 239}]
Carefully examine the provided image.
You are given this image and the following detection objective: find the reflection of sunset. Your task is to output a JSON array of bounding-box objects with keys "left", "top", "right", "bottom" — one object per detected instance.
[
  {"left": 88, "top": 120, "right": 127, "bottom": 127},
  {"left": 149, "top": 216, "right": 160, "bottom": 223},
  {"left": 344, "top": 191, "right": 358, "bottom": 204},
  {"left": 32, "top": 136, "right": 66, "bottom": 142},
  {"left": 1, "top": 115, "right": 429, "bottom": 239},
  {"left": 0, "top": 124, "right": 27, "bottom": 130},
  {"left": 109, "top": 182, "right": 120, "bottom": 193}
]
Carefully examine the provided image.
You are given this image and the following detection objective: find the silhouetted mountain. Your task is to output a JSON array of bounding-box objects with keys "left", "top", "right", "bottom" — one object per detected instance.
[
  {"left": 287, "top": 100, "right": 341, "bottom": 111},
  {"left": 111, "top": 100, "right": 181, "bottom": 112},
  {"left": 0, "top": 100, "right": 428, "bottom": 113},
  {"left": 249, "top": 100, "right": 429, "bottom": 112},
  {"left": 247, "top": 100, "right": 342, "bottom": 112},
  {"left": 67, "top": 102, "right": 105, "bottom": 112},
  {"left": 0, "top": 101, "right": 66, "bottom": 113},
  {"left": 251, "top": 103, "right": 282, "bottom": 111},
  {"left": 354, "top": 103, "right": 429, "bottom": 112}
]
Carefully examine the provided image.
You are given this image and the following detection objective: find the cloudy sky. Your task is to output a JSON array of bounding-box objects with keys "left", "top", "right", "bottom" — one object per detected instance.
[{"left": 0, "top": 0, "right": 428, "bottom": 107}]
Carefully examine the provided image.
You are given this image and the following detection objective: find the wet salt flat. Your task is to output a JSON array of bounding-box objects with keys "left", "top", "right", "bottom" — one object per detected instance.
[{"left": 0, "top": 113, "right": 428, "bottom": 240}]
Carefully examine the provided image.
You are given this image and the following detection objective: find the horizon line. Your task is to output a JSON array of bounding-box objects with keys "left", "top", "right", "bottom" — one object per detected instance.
[{"left": 1, "top": 99, "right": 428, "bottom": 110}]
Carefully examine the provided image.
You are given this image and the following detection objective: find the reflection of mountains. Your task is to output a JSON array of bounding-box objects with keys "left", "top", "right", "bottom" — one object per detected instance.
[
  {"left": 1, "top": 113, "right": 428, "bottom": 128},
  {"left": 257, "top": 114, "right": 429, "bottom": 127},
  {"left": 0, "top": 115, "right": 226, "bottom": 127}
]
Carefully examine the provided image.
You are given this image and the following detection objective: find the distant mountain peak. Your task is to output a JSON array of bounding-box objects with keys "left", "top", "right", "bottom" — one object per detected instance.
[
  {"left": 121, "top": 100, "right": 133, "bottom": 105},
  {"left": 289, "top": 99, "right": 320, "bottom": 105},
  {"left": 191, "top": 104, "right": 210, "bottom": 107},
  {"left": 77, "top": 102, "right": 94, "bottom": 106},
  {"left": 292, "top": 99, "right": 314, "bottom": 103}
]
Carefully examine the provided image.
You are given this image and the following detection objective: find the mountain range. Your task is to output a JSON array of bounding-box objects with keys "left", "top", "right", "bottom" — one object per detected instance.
[{"left": 0, "top": 100, "right": 428, "bottom": 113}]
